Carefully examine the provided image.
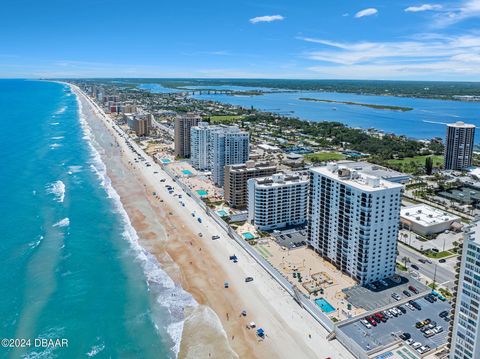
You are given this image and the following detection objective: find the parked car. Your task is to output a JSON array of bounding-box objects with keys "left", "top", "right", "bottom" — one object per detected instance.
[
  {"left": 412, "top": 342, "right": 422, "bottom": 349},
  {"left": 399, "top": 333, "right": 411, "bottom": 340},
  {"left": 409, "top": 286, "right": 419, "bottom": 294},
  {"left": 439, "top": 259, "right": 447, "bottom": 263},
  {"left": 406, "top": 338, "right": 414, "bottom": 345},
  {"left": 403, "top": 290, "right": 412, "bottom": 297},
  {"left": 434, "top": 326, "right": 443, "bottom": 334},
  {"left": 361, "top": 319, "right": 372, "bottom": 329},
  {"left": 245, "top": 277, "right": 254, "bottom": 282},
  {"left": 398, "top": 306, "right": 407, "bottom": 314},
  {"left": 439, "top": 310, "right": 449, "bottom": 318},
  {"left": 411, "top": 264, "right": 420, "bottom": 270},
  {"left": 424, "top": 330, "right": 435, "bottom": 338},
  {"left": 211, "top": 235, "right": 220, "bottom": 240},
  {"left": 391, "top": 292, "right": 401, "bottom": 301}
]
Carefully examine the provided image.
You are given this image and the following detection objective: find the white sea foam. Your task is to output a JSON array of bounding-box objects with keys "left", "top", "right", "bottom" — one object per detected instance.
[
  {"left": 51, "top": 136, "right": 64, "bottom": 140},
  {"left": 50, "top": 122, "right": 60, "bottom": 126},
  {"left": 68, "top": 165, "right": 83, "bottom": 174},
  {"left": 74, "top": 89, "right": 197, "bottom": 357},
  {"left": 52, "top": 217, "right": 69, "bottom": 228},
  {"left": 86, "top": 343, "right": 105, "bottom": 357},
  {"left": 46, "top": 180, "right": 65, "bottom": 202}
]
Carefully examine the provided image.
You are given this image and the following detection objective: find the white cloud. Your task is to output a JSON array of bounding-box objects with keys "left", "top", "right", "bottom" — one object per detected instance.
[
  {"left": 354, "top": 8, "right": 378, "bottom": 18},
  {"left": 249, "top": 15, "right": 285, "bottom": 24},
  {"left": 298, "top": 34, "right": 480, "bottom": 79},
  {"left": 433, "top": 0, "right": 480, "bottom": 27},
  {"left": 405, "top": 4, "right": 442, "bottom": 12}
]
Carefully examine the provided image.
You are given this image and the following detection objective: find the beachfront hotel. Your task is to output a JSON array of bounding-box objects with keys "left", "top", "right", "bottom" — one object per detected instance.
[
  {"left": 190, "top": 122, "right": 222, "bottom": 170},
  {"left": 448, "top": 220, "right": 480, "bottom": 359},
  {"left": 174, "top": 113, "right": 201, "bottom": 158},
  {"left": 248, "top": 173, "right": 309, "bottom": 231},
  {"left": 211, "top": 126, "right": 250, "bottom": 186},
  {"left": 126, "top": 113, "right": 153, "bottom": 137},
  {"left": 308, "top": 163, "right": 403, "bottom": 285},
  {"left": 224, "top": 161, "right": 277, "bottom": 209},
  {"left": 444, "top": 121, "right": 475, "bottom": 170}
]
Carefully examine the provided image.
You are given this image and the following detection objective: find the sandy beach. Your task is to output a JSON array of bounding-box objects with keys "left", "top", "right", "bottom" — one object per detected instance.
[{"left": 71, "top": 84, "right": 353, "bottom": 359}]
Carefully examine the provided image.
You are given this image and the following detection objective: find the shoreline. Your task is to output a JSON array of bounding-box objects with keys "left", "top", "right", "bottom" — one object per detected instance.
[{"left": 68, "top": 83, "right": 354, "bottom": 358}]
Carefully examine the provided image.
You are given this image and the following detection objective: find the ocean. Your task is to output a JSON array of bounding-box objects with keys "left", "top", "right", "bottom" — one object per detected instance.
[{"left": 0, "top": 80, "right": 182, "bottom": 358}]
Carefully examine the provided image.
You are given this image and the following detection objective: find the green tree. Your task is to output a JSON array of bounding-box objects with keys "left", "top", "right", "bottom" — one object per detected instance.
[{"left": 425, "top": 156, "right": 433, "bottom": 175}]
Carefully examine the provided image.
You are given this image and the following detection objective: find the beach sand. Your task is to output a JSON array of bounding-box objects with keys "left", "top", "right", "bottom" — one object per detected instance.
[{"left": 71, "top": 84, "right": 354, "bottom": 359}]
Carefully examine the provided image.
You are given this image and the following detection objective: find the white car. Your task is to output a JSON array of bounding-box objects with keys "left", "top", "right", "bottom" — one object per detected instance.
[
  {"left": 361, "top": 319, "right": 372, "bottom": 329},
  {"left": 406, "top": 338, "right": 414, "bottom": 345},
  {"left": 412, "top": 342, "right": 422, "bottom": 349},
  {"left": 434, "top": 326, "right": 443, "bottom": 333},
  {"left": 406, "top": 303, "right": 415, "bottom": 311}
]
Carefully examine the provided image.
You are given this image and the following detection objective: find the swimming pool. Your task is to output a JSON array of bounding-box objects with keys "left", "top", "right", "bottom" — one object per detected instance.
[
  {"left": 196, "top": 189, "right": 208, "bottom": 196},
  {"left": 217, "top": 210, "right": 229, "bottom": 217},
  {"left": 315, "top": 298, "right": 336, "bottom": 313},
  {"left": 161, "top": 159, "right": 171, "bottom": 164},
  {"left": 242, "top": 232, "right": 255, "bottom": 240},
  {"left": 182, "top": 169, "right": 193, "bottom": 175}
]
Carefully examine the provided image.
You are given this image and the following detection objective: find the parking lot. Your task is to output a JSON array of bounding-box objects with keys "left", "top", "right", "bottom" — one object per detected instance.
[
  {"left": 338, "top": 296, "right": 450, "bottom": 355},
  {"left": 272, "top": 227, "right": 307, "bottom": 249},
  {"left": 343, "top": 274, "right": 428, "bottom": 311}
]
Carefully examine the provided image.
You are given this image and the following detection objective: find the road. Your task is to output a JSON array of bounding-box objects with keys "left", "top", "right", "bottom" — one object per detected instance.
[{"left": 397, "top": 243, "right": 457, "bottom": 291}]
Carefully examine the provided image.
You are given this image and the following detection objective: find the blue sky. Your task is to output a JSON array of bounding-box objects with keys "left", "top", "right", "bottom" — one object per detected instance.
[{"left": 2, "top": 0, "right": 480, "bottom": 80}]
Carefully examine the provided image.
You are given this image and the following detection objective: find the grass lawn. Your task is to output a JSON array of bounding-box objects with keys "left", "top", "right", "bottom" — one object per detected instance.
[
  {"left": 386, "top": 155, "right": 443, "bottom": 173},
  {"left": 208, "top": 115, "right": 245, "bottom": 124},
  {"left": 304, "top": 152, "right": 346, "bottom": 163},
  {"left": 424, "top": 250, "right": 453, "bottom": 259}
]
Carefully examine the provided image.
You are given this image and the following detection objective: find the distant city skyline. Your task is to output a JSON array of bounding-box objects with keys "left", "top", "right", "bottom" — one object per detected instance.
[{"left": 2, "top": 0, "right": 480, "bottom": 80}]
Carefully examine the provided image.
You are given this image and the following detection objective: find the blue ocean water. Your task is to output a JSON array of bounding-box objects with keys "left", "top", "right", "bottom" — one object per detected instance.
[{"left": 0, "top": 80, "right": 176, "bottom": 358}]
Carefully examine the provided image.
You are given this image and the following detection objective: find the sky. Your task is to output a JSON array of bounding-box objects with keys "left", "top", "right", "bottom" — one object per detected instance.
[{"left": 2, "top": 0, "right": 480, "bottom": 80}]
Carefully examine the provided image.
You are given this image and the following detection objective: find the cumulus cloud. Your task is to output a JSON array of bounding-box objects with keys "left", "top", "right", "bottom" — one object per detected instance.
[
  {"left": 249, "top": 15, "right": 285, "bottom": 24},
  {"left": 405, "top": 4, "right": 442, "bottom": 12},
  {"left": 354, "top": 8, "right": 378, "bottom": 18}
]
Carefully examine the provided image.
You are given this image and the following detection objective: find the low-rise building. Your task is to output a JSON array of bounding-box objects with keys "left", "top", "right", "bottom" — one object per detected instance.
[
  {"left": 400, "top": 204, "right": 460, "bottom": 236},
  {"left": 248, "top": 173, "right": 309, "bottom": 231},
  {"left": 224, "top": 161, "right": 277, "bottom": 209}
]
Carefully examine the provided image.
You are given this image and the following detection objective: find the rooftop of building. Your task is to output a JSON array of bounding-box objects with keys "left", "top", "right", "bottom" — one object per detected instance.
[
  {"left": 227, "top": 160, "right": 276, "bottom": 173},
  {"left": 252, "top": 173, "right": 309, "bottom": 187},
  {"left": 400, "top": 204, "right": 460, "bottom": 226},
  {"left": 447, "top": 121, "right": 476, "bottom": 129},
  {"left": 310, "top": 163, "right": 403, "bottom": 192},
  {"left": 336, "top": 160, "right": 410, "bottom": 182}
]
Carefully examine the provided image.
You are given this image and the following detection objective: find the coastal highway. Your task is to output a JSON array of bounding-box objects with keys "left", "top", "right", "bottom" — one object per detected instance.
[{"left": 397, "top": 243, "right": 456, "bottom": 291}]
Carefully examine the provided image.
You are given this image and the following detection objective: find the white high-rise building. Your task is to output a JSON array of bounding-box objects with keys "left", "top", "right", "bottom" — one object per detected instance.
[
  {"left": 308, "top": 164, "right": 403, "bottom": 285},
  {"left": 211, "top": 126, "right": 249, "bottom": 186},
  {"left": 449, "top": 221, "right": 480, "bottom": 359},
  {"left": 248, "top": 173, "right": 309, "bottom": 231},
  {"left": 190, "top": 122, "right": 221, "bottom": 170},
  {"left": 444, "top": 121, "right": 475, "bottom": 170}
]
